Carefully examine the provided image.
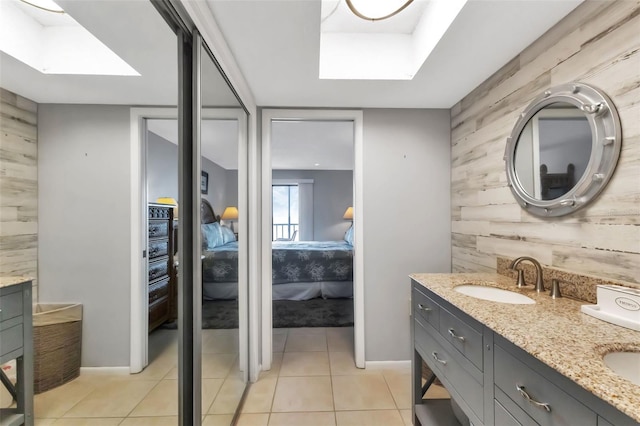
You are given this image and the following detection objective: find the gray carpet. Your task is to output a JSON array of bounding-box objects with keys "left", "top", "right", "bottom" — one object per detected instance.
[
  {"left": 162, "top": 298, "right": 354, "bottom": 329},
  {"left": 272, "top": 298, "right": 354, "bottom": 328}
]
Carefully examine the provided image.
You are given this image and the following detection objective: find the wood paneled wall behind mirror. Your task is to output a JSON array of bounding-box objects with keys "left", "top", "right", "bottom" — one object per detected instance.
[{"left": 198, "top": 40, "right": 248, "bottom": 422}]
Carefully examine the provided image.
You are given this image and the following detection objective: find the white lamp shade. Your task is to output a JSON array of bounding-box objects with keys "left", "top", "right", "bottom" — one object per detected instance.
[
  {"left": 343, "top": 206, "right": 353, "bottom": 220},
  {"left": 221, "top": 206, "right": 239, "bottom": 221}
]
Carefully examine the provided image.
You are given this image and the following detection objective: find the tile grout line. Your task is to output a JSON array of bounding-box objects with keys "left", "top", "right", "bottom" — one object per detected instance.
[
  {"left": 122, "top": 377, "right": 166, "bottom": 419},
  {"left": 263, "top": 328, "right": 286, "bottom": 420},
  {"left": 48, "top": 378, "right": 104, "bottom": 420},
  {"left": 325, "top": 328, "right": 338, "bottom": 421}
]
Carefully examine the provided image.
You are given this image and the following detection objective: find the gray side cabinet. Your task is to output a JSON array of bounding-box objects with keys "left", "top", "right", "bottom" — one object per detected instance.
[
  {"left": 0, "top": 280, "right": 34, "bottom": 426},
  {"left": 411, "top": 279, "right": 637, "bottom": 426}
]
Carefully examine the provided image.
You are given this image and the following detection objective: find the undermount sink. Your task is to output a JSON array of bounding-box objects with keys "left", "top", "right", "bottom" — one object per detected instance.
[
  {"left": 603, "top": 352, "right": 640, "bottom": 386},
  {"left": 454, "top": 284, "right": 535, "bottom": 304}
]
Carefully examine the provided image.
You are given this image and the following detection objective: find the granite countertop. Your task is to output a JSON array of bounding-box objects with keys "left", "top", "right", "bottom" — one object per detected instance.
[
  {"left": 410, "top": 272, "right": 640, "bottom": 423},
  {"left": 0, "top": 276, "right": 32, "bottom": 289}
]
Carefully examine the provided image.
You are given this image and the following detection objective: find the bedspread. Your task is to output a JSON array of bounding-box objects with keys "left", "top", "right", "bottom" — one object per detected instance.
[
  {"left": 271, "top": 241, "right": 353, "bottom": 284},
  {"left": 201, "top": 241, "right": 353, "bottom": 284}
]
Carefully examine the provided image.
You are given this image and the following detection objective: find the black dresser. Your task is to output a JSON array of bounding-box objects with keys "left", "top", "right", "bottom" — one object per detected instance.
[{"left": 148, "top": 204, "right": 176, "bottom": 332}]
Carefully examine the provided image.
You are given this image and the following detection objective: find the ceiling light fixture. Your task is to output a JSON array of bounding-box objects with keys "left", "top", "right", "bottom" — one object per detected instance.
[
  {"left": 345, "top": 0, "right": 414, "bottom": 22},
  {"left": 18, "top": 0, "right": 64, "bottom": 14}
]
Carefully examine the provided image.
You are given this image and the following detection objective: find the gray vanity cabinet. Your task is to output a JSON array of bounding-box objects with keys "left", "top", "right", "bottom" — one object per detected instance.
[
  {"left": 494, "top": 341, "right": 596, "bottom": 426},
  {"left": 411, "top": 280, "right": 638, "bottom": 426},
  {"left": 0, "top": 280, "right": 34, "bottom": 426},
  {"left": 412, "top": 285, "right": 492, "bottom": 426}
]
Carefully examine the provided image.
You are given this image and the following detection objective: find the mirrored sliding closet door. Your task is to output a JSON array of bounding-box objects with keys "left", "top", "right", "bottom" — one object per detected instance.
[{"left": 192, "top": 30, "right": 249, "bottom": 423}]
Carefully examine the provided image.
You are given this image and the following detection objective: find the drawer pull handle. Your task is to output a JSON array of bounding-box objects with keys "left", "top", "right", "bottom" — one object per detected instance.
[
  {"left": 447, "top": 328, "right": 465, "bottom": 342},
  {"left": 431, "top": 352, "right": 447, "bottom": 365},
  {"left": 417, "top": 304, "right": 432, "bottom": 312},
  {"left": 516, "top": 385, "right": 551, "bottom": 412}
]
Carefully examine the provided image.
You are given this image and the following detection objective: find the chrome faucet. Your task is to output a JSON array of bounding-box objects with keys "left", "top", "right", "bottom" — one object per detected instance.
[{"left": 509, "top": 256, "right": 545, "bottom": 292}]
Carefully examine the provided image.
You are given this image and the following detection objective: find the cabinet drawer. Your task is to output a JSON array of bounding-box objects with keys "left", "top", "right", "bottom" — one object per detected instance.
[
  {"left": 149, "top": 239, "right": 169, "bottom": 260},
  {"left": 495, "top": 399, "right": 523, "bottom": 426},
  {"left": 0, "top": 323, "right": 23, "bottom": 358},
  {"left": 149, "top": 221, "right": 169, "bottom": 239},
  {"left": 149, "top": 277, "right": 169, "bottom": 304},
  {"left": 149, "top": 258, "right": 169, "bottom": 281},
  {"left": 149, "top": 296, "right": 169, "bottom": 328},
  {"left": 413, "top": 287, "right": 439, "bottom": 331},
  {"left": 415, "top": 317, "right": 484, "bottom": 421},
  {"left": 414, "top": 317, "right": 445, "bottom": 377},
  {"left": 495, "top": 387, "right": 537, "bottom": 426},
  {"left": 439, "top": 307, "right": 483, "bottom": 371},
  {"left": 598, "top": 416, "right": 614, "bottom": 426},
  {"left": 494, "top": 344, "right": 597, "bottom": 426},
  {"left": 0, "top": 291, "right": 23, "bottom": 322},
  {"left": 149, "top": 206, "right": 171, "bottom": 220}
]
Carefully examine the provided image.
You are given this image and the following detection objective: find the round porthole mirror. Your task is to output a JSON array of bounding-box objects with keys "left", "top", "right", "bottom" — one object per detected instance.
[{"left": 504, "top": 82, "right": 622, "bottom": 217}]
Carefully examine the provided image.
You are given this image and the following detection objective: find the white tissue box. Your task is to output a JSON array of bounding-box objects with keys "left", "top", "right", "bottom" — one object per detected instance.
[{"left": 581, "top": 285, "right": 640, "bottom": 331}]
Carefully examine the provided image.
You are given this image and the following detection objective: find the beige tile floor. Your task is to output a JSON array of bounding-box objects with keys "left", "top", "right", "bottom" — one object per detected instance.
[
  {"left": 235, "top": 327, "right": 450, "bottom": 426},
  {"left": 16, "top": 328, "right": 246, "bottom": 425},
  {"left": 5, "top": 327, "right": 449, "bottom": 425}
]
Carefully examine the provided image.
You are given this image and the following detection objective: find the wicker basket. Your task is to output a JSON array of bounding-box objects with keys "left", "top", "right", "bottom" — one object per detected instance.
[
  {"left": 421, "top": 359, "right": 442, "bottom": 386},
  {"left": 421, "top": 359, "right": 434, "bottom": 380},
  {"left": 33, "top": 304, "right": 82, "bottom": 394}
]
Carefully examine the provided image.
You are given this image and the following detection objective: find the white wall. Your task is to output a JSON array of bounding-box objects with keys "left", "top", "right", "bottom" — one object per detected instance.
[
  {"left": 272, "top": 170, "right": 353, "bottom": 241},
  {"left": 38, "top": 104, "right": 131, "bottom": 367},
  {"left": 363, "top": 109, "right": 451, "bottom": 361},
  {"left": 147, "top": 130, "right": 233, "bottom": 215},
  {"left": 147, "top": 131, "right": 178, "bottom": 202}
]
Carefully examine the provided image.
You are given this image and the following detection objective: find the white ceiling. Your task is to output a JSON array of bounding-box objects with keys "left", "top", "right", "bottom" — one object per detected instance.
[
  {"left": 0, "top": 0, "right": 237, "bottom": 106},
  {"left": 0, "top": 0, "right": 178, "bottom": 104},
  {"left": 207, "top": 0, "right": 582, "bottom": 108},
  {"left": 0, "top": 0, "right": 581, "bottom": 108},
  {"left": 0, "top": 0, "right": 582, "bottom": 169}
]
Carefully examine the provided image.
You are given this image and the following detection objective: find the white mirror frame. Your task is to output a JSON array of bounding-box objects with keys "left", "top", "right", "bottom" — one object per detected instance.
[{"left": 504, "top": 82, "right": 622, "bottom": 217}]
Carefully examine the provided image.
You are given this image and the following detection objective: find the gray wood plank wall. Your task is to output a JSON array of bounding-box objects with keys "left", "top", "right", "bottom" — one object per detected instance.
[
  {"left": 0, "top": 88, "right": 38, "bottom": 300},
  {"left": 450, "top": 1, "right": 640, "bottom": 283}
]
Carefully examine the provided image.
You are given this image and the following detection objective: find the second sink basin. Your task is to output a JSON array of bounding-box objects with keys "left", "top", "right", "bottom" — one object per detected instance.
[
  {"left": 604, "top": 351, "right": 640, "bottom": 386},
  {"left": 454, "top": 284, "right": 535, "bottom": 304}
]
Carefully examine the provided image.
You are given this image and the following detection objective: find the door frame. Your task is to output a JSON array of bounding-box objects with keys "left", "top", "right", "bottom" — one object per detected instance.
[
  {"left": 130, "top": 107, "right": 178, "bottom": 373},
  {"left": 129, "top": 107, "right": 248, "bottom": 375},
  {"left": 260, "top": 109, "right": 365, "bottom": 370}
]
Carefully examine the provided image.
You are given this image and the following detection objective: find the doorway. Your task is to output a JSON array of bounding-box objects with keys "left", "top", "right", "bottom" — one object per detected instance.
[{"left": 261, "top": 110, "right": 365, "bottom": 371}]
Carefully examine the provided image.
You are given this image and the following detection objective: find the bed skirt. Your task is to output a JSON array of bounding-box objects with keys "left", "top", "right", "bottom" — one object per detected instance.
[{"left": 203, "top": 280, "right": 353, "bottom": 301}]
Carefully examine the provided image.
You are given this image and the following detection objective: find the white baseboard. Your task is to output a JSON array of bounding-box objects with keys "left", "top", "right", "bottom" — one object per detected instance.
[
  {"left": 80, "top": 367, "right": 131, "bottom": 376},
  {"left": 365, "top": 360, "right": 411, "bottom": 370}
]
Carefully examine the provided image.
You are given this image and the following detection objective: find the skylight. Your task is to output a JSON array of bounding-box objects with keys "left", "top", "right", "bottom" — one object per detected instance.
[
  {"left": 319, "top": 0, "right": 467, "bottom": 80},
  {"left": 0, "top": 0, "right": 139, "bottom": 76}
]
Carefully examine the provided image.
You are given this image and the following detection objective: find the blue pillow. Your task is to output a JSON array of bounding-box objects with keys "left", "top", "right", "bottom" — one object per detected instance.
[
  {"left": 201, "top": 222, "right": 223, "bottom": 250},
  {"left": 220, "top": 225, "right": 236, "bottom": 244},
  {"left": 344, "top": 225, "right": 354, "bottom": 245}
]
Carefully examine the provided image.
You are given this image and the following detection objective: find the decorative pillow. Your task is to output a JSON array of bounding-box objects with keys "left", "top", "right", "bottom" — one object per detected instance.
[
  {"left": 220, "top": 225, "right": 236, "bottom": 244},
  {"left": 344, "top": 225, "right": 354, "bottom": 245},
  {"left": 201, "top": 222, "right": 223, "bottom": 250}
]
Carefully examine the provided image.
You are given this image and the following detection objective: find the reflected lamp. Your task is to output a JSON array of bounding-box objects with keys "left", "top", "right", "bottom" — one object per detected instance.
[
  {"left": 221, "top": 206, "right": 239, "bottom": 232},
  {"left": 156, "top": 197, "right": 178, "bottom": 219},
  {"left": 343, "top": 206, "right": 353, "bottom": 221}
]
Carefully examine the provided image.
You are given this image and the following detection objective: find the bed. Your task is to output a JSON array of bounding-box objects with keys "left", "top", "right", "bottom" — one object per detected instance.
[{"left": 200, "top": 200, "right": 354, "bottom": 301}]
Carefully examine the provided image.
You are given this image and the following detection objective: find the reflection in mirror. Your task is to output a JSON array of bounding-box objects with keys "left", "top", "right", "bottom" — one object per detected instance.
[
  {"left": 198, "top": 41, "right": 248, "bottom": 421},
  {"left": 514, "top": 102, "right": 592, "bottom": 200}
]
